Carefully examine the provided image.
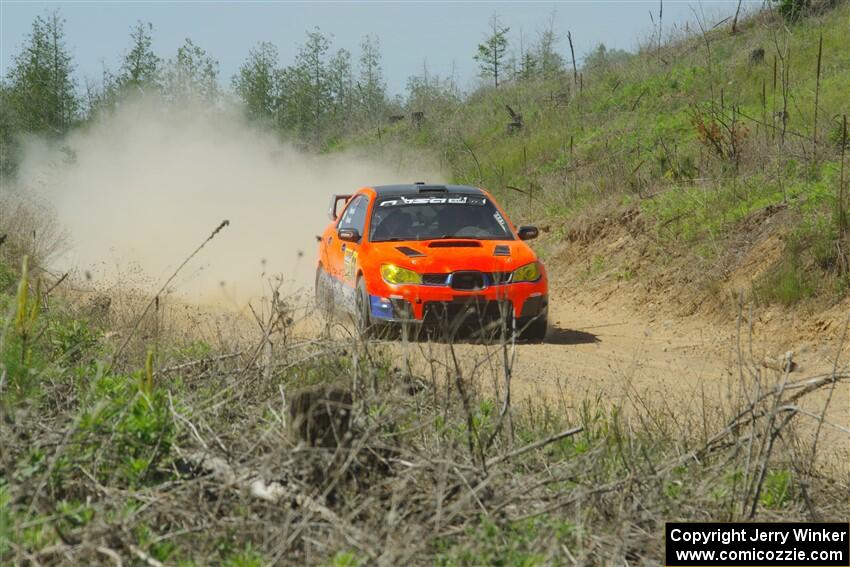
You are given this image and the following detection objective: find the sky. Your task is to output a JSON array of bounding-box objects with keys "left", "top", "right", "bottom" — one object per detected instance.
[{"left": 0, "top": 1, "right": 747, "bottom": 96}]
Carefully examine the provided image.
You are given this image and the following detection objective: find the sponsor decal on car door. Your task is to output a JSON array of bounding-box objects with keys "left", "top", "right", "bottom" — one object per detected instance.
[{"left": 332, "top": 194, "right": 369, "bottom": 307}]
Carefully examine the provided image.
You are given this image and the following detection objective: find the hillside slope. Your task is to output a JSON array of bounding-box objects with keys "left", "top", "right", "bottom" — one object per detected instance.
[{"left": 361, "top": 3, "right": 850, "bottom": 320}]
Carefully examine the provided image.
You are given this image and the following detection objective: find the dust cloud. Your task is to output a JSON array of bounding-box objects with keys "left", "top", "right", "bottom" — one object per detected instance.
[{"left": 11, "top": 96, "right": 443, "bottom": 306}]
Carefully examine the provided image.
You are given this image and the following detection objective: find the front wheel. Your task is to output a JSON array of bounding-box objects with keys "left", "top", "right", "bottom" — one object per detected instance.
[
  {"left": 355, "top": 278, "right": 373, "bottom": 338},
  {"left": 516, "top": 312, "right": 548, "bottom": 342}
]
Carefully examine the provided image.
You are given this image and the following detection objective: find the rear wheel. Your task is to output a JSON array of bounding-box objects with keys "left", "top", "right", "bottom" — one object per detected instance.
[{"left": 315, "top": 267, "right": 334, "bottom": 319}]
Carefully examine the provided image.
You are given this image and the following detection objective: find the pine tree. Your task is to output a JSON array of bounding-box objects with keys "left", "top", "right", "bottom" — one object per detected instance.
[
  {"left": 118, "top": 21, "right": 161, "bottom": 93},
  {"left": 358, "top": 35, "right": 386, "bottom": 124},
  {"left": 536, "top": 17, "right": 566, "bottom": 81},
  {"left": 0, "top": 82, "right": 22, "bottom": 177},
  {"left": 163, "top": 38, "right": 219, "bottom": 104},
  {"left": 474, "top": 14, "right": 510, "bottom": 88},
  {"left": 6, "top": 11, "right": 78, "bottom": 135},
  {"left": 327, "top": 48, "right": 353, "bottom": 123},
  {"left": 233, "top": 42, "right": 280, "bottom": 124},
  {"left": 294, "top": 28, "right": 331, "bottom": 137}
]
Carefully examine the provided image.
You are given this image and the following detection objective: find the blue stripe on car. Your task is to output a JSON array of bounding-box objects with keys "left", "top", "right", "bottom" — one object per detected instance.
[{"left": 370, "top": 295, "right": 395, "bottom": 319}]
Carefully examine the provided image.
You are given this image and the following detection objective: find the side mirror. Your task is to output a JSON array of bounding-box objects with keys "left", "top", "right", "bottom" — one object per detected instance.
[
  {"left": 517, "top": 226, "right": 539, "bottom": 241},
  {"left": 338, "top": 228, "right": 361, "bottom": 242}
]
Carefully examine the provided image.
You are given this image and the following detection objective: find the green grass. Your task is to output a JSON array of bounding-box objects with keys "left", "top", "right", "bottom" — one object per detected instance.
[
  {"left": 754, "top": 215, "right": 850, "bottom": 304},
  {"left": 435, "top": 516, "right": 570, "bottom": 567}
]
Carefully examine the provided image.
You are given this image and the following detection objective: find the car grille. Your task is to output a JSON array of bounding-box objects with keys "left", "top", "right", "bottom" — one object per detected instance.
[
  {"left": 451, "top": 271, "right": 486, "bottom": 291},
  {"left": 421, "top": 271, "right": 512, "bottom": 288},
  {"left": 489, "top": 271, "right": 511, "bottom": 284},
  {"left": 422, "top": 273, "right": 449, "bottom": 286}
]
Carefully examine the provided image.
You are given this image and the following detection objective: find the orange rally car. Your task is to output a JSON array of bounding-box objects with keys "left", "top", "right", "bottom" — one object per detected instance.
[{"left": 315, "top": 183, "right": 548, "bottom": 340}]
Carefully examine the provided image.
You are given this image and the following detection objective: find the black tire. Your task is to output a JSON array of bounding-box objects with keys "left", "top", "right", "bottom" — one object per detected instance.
[
  {"left": 517, "top": 312, "right": 548, "bottom": 342},
  {"left": 315, "top": 267, "right": 334, "bottom": 318},
  {"left": 355, "top": 277, "right": 373, "bottom": 338}
]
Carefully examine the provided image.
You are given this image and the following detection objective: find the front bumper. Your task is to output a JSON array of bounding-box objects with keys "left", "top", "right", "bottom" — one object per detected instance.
[{"left": 367, "top": 278, "right": 548, "bottom": 324}]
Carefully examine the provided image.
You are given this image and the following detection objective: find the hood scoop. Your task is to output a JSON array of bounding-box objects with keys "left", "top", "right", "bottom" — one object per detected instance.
[
  {"left": 428, "top": 241, "right": 482, "bottom": 248},
  {"left": 396, "top": 246, "right": 425, "bottom": 258},
  {"left": 493, "top": 245, "right": 511, "bottom": 256}
]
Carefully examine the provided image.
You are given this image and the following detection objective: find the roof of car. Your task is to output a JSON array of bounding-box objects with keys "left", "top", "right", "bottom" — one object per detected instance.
[{"left": 369, "top": 183, "right": 484, "bottom": 197}]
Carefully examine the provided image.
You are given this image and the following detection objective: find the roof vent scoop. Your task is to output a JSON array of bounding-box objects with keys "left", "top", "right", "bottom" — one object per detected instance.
[
  {"left": 417, "top": 184, "right": 447, "bottom": 193},
  {"left": 428, "top": 241, "right": 482, "bottom": 248}
]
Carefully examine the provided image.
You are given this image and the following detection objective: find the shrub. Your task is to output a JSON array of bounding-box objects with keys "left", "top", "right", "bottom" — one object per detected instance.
[{"left": 775, "top": 0, "right": 811, "bottom": 22}]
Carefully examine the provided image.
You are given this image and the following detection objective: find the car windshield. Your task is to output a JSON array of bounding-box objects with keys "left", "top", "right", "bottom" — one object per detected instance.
[{"left": 369, "top": 194, "right": 514, "bottom": 242}]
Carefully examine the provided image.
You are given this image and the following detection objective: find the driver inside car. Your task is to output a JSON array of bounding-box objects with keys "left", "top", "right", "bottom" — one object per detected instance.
[
  {"left": 372, "top": 209, "right": 413, "bottom": 241},
  {"left": 437, "top": 205, "right": 473, "bottom": 237}
]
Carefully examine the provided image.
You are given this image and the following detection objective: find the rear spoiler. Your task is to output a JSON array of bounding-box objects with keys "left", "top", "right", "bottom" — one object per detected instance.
[{"left": 328, "top": 194, "right": 353, "bottom": 221}]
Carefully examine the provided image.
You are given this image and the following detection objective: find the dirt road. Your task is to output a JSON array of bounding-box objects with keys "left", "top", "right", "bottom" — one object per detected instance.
[{"left": 391, "top": 281, "right": 849, "bottom": 470}]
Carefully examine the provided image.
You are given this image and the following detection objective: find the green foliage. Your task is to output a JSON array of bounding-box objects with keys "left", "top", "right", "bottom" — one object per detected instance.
[
  {"left": 73, "top": 371, "right": 175, "bottom": 487},
  {"left": 754, "top": 215, "right": 848, "bottom": 305},
  {"left": 5, "top": 10, "right": 78, "bottom": 136},
  {"left": 118, "top": 21, "right": 161, "bottom": 92},
  {"left": 12, "top": 256, "right": 41, "bottom": 370},
  {"left": 405, "top": 69, "right": 460, "bottom": 117},
  {"left": 232, "top": 42, "right": 281, "bottom": 125},
  {"left": 56, "top": 499, "right": 95, "bottom": 530},
  {"left": 436, "top": 516, "right": 572, "bottom": 566},
  {"left": 327, "top": 551, "right": 367, "bottom": 567},
  {"left": 357, "top": 34, "right": 387, "bottom": 124},
  {"left": 0, "top": 260, "right": 16, "bottom": 293},
  {"left": 0, "top": 84, "right": 22, "bottom": 178},
  {"left": 0, "top": 486, "right": 11, "bottom": 558},
  {"left": 475, "top": 14, "right": 510, "bottom": 87},
  {"left": 49, "top": 318, "right": 101, "bottom": 362},
  {"left": 582, "top": 43, "right": 634, "bottom": 76},
  {"left": 171, "top": 339, "right": 212, "bottom": 360},
  {"left": 755, "top": 252, "right": 814, "bottom": 306},
  {"left": 141, "top": 349, "right": 155, "bottom": 396},
  {"left": 162, "top": 38, "right": 220, "bottom": 104},
  {"left": 774, "top": 0, "right": 811, "bottom": 23},
  {"left": 760, "top": 469, "right": 793, "bottom": 508},
  {"left": 231, "top": 28, "right": 388, "bottom": 145},
  {"left": 221, "top": 544, "right": 265, "bottom": 567}
]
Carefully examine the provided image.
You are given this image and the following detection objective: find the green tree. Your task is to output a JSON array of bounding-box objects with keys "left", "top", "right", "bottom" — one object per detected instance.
[
  {"left": 474, "top": 14, "right": 510, "bottom": 88},
  {"left": 275, "top": 65, "right": 309, "bottom": 135},
  {"left": 357, "top": 35, "right": 386, "bottom": 124},
  {"left": 233, "top": 42, "right": 280, "bottom": 124},
  {"left": 536, "top": 17, "right": 566, "bottom": 81},
  {"left": 82, "top": 64, "right": 118, "bottom": 116},
  {"left": 406, "top": 61, "right": 459, "bottom": 117},
  {"left": 774, "top": 0, "right": 810, "bottom": 23},
  {"left": 6, "top": 11, "right": 78, "bottom": 136},
  {"left": 512, "top": 30, "right": 538, "bottom": 82},
  {"left": 163, "top": 38, "right": 219, "bottom": 104},
  {"left": 278, "top": 28, "right": 333, "bottom": 140},
  {"left": 118, "top": 21, "right": 161, "bottom": 93},
  {"left": 0, "top": 82, "right": 22, "bottom": 177},
  {"left": 327, "top": 48, "right": 353, "bottom": 124},
  {"left": 582, "top": 43, "right": 632, "bottom": 75}
]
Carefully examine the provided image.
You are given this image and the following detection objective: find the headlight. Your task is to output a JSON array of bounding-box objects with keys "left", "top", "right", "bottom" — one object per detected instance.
[
  {"left": 512, "top": 262, "right": 541, "bottom": 283},
  {"left": 381, "top": 264, "right": 422, "bottom": 285}
]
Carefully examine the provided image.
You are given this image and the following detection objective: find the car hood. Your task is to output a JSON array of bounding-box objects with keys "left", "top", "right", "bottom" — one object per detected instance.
[{"left": 365, "top": 239, "right": 538, "bottom": 273}]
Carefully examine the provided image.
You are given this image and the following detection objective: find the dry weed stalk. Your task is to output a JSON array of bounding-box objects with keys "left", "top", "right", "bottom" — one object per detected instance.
[{"left": 3, "top": 291, "right": 848, "bottom": 565}]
